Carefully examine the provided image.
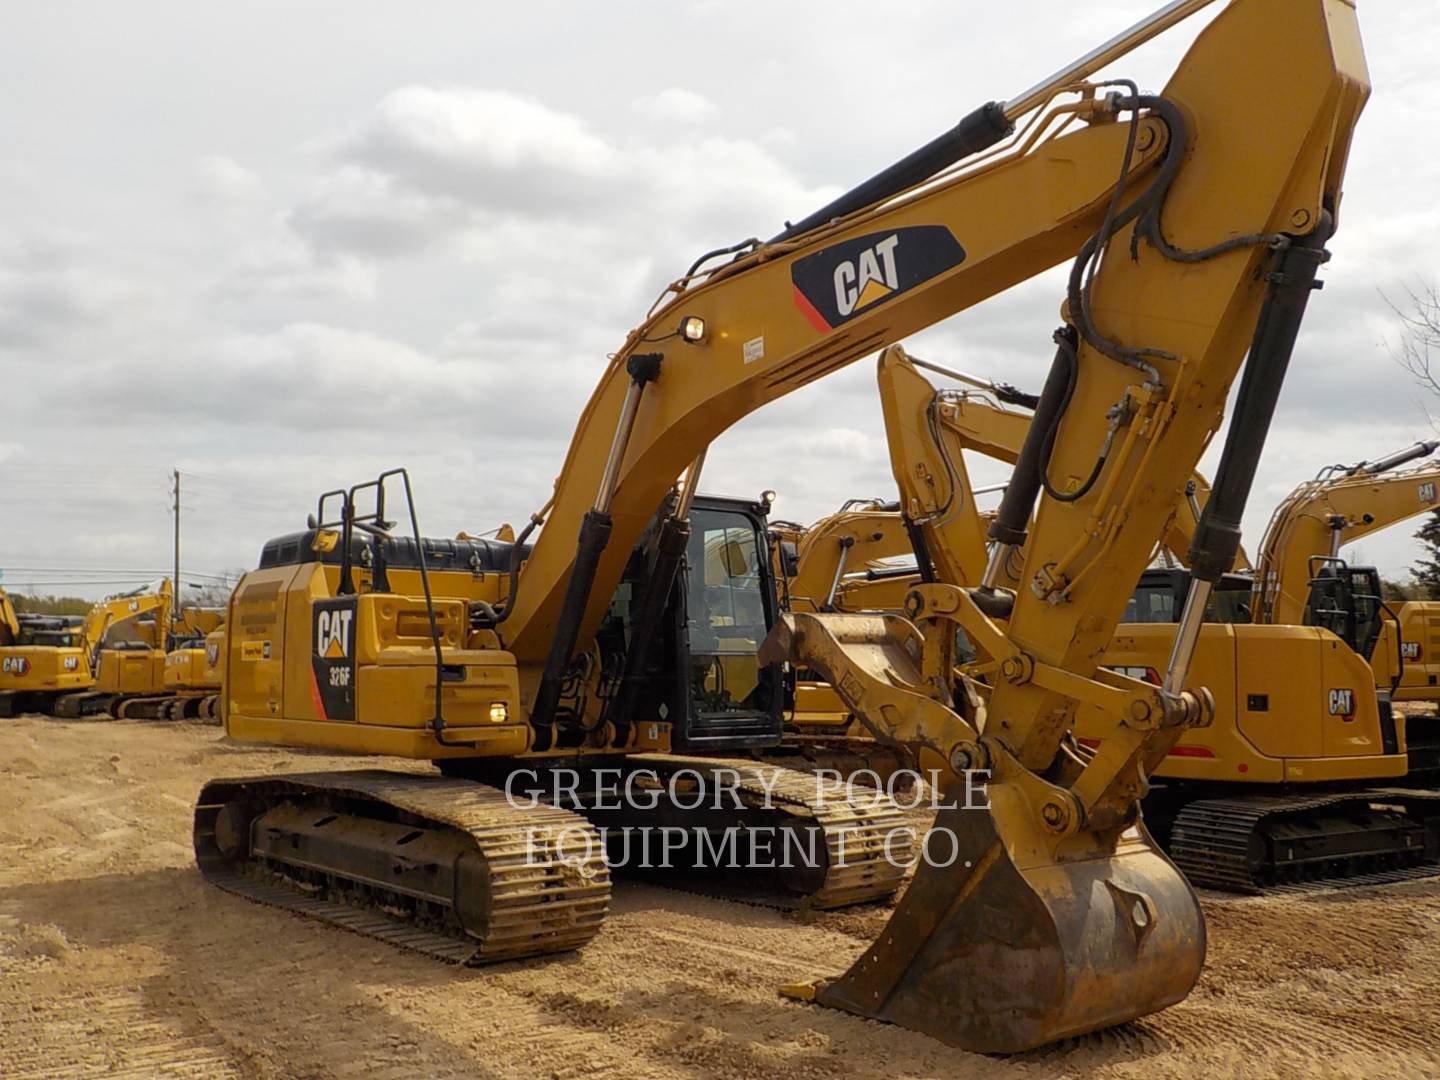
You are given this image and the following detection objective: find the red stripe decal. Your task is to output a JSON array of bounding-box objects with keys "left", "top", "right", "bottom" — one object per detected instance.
[
  {"left": 1166, "top": 744, "right": 1215, "bottom": 759},
  {"left": 792, "top": 284, "right": 832, "bottom": 333},
  {"left": 309, "top": 667, "right": 328, "bottom": 720}
]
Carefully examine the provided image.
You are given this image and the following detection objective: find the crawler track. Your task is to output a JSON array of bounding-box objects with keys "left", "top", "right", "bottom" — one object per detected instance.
[
  {"left": 194, "top": 770, "right": 611, "bottom": 964},
  {"left": 1171, "top": 788, "right": 1440, "bottom": 893}
]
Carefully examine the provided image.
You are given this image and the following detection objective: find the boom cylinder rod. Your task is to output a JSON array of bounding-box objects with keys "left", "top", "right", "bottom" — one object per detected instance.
[
  {"left": 674, "top": 450, "right": 707, "bottom": 519},
  {"left": 824, "top": 538, "right": 855, "bottom": 610},
  {"left": 983, "top": 327, "right": 1077, "bottom": 588},
  {"left": 596, "top": 374, "right": 649, "bottom": 515},
  {"left": 1002, "top": 0, "right": 1220, "bottom": 121},
  {"left": 1161, "top": 578, "right": 1211, "bottom": 698},
  {"left": 1355, "top": 440, "right": 1440, "bottom": 476}
]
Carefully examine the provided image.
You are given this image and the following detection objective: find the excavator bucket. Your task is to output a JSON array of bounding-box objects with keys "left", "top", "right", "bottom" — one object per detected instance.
[{"left": 764, "top": 613, "right": 1205, "bottom": 1052}]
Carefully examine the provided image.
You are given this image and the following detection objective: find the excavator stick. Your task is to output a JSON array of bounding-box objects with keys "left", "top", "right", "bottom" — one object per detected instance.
[{"left": 763, "top": 612, "right": 1203, "bottom": 1051}]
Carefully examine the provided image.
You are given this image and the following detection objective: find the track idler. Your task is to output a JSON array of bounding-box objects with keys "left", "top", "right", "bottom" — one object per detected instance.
[{"left": 764, "top": 611, "right": 1205, "bottom": 1052}]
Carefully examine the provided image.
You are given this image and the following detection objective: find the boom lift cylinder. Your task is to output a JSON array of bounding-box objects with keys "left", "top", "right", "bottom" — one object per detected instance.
[
  {"left": 531, "top": 354, "right": 661, "bottom": 735},
  {"left": 609, "top": 452, "right": 706, "bottom": 724},
  {"left": 981, "top": 328, "right": 1077, "bottom": 589},
  {"left": 1167, "top": 216, "right": 1333, "bottom": 696},
  {"left": 1355, "top": 440, "right": 1440, "bottom": 476}
]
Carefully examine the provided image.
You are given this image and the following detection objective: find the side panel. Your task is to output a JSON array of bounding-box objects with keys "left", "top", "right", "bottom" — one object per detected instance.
[
  {"left": 227, "top": 566, "right": 298, "bottom": 724},
  {"left": 96, "top": 650, "right": 167, "bottom": 695},
  {"left": 1392, "top": 601, "right": 1440, "bottom": 701},
  {"left": 1078, "top": 624, "right": 1404, "bottom": 784}
]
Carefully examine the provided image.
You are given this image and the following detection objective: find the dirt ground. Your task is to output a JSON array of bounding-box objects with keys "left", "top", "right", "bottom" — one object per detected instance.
[{"left": 2, "top": 717, "right": 1438, "bottom": 1080}]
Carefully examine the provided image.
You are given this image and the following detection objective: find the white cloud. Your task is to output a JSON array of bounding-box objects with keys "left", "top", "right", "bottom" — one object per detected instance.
[
  {"left": 289, "top": 85, "right": 835, "bottom": 273},
  {"left": 215, "top": 234, "right": 377, "bottom": 303},
  {"left": 193, "top": 155, "right": 263, "bottom": 203},
  {"left": 630, "top": 87, "right": 719, "bottom": 124}
]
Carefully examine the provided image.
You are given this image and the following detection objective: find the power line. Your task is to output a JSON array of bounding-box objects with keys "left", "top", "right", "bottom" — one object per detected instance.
[{"left": 0, "top": 567, "right": 237, "bottom": 580}]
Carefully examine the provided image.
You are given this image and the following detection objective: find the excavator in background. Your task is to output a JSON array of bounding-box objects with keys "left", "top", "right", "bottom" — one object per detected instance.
[
  {"left": 48, "top": 580, "right": 230, "bottom": 721},
  {"left": 53, "top": 581, "right": 173, "bottom": 717},
  {"left": 772, "top": 499, "right": 912, "bottom": 614},
  {"left": 767, "top": 500, "right": 917, "bottom": 771},
  {"left": 878, "top": 345, "right": 1247, "bottom": 590},
  {"left": 160, "top": 608, "right": 227, "bottom": 721},
  {"left": 0, "top": 589, "right": 94, "bottom": 716},
  {"left": 194, "top": 0, "right": 1367, "bottom": 1051},
  {"left": 1090, "top": 446, "right": 1440, "bottom": 890},
  {"left": 1250, "top": 444, "right": 1440, "bottom": 703}
]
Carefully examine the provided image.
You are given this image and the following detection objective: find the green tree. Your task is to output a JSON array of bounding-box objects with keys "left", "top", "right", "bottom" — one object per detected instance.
[
  {"left": 1409, "top": 508, "right": 1440, "bottom": 599},
  {"left": 1381, "top": 576, "right": 1419, "bottom": 602}
]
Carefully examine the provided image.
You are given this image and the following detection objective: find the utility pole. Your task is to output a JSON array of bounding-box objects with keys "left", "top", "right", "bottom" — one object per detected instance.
[{"left": 172, "top": 468, "right": 181, "bottom": 627}]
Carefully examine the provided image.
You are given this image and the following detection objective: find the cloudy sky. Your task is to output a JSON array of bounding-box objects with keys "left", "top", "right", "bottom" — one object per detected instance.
[{"left": 3, "top": 0, "right": 1438, "bottom": 600}]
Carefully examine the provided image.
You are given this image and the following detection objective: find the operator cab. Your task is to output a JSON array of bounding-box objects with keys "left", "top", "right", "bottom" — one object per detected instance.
[
  {"left": 1304, "top": 558, "right": 1386, "bottom": 661},
  {"left": 601, "top": 494, "right": 784, "bottom": 752},
  {"left": 14, "top": 614, "right": 84, "bottom": 648},
  {"left": 1124, "top": 567, "right": 1255, "bottom": 624}
]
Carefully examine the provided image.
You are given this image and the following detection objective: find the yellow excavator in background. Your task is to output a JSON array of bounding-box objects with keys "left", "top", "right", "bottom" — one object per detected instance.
[
  {"left": 195, "top": 0, "right": 1367, "bottom": 1051},
  {"left": 52, "top": 581, "right": 174, "bottom": 717},
  {"left": 1087, "top": 446, "right": 1440, "bottom": 891},
  {"left": 878, "top": 346, "right": 1246, "bottom": 589},
  {"left": 50, "top": 581, "right": 229, "bottom": 720},
  {"left": 0, "top": 589, "right": 95, "bottom": 716},
  {"left": 767, "top": 500, "right": 917, "bottom": 769},
  {"left": 774, "top": 499, "right": 912, "bottom": 613},
  {"left": 1250, "top": 446, "right": 1440, "bottom": 703},
  {"left": 161, "top": 608, "right": 227, "bottom": 721}
]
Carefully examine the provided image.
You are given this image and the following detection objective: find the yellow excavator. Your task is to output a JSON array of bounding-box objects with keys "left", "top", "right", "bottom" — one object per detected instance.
[
  {"left": 1250, "top": 445, "right": 1440, "bottom": 701},
  {"left": 1086, "top": 450, "right": 1440, "bottom": 891},
  {"left": 52, "top": 581, "right": 174, "bottom": 717},
  {"left": 195, "top": 0, "right": 1366, "bottom": 1051},
  {"left": 160, "top": 608, "right": 227, "bottom": 721},
  {"left": 0, "top": 589, "right": 94, "bottom": 716}
]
